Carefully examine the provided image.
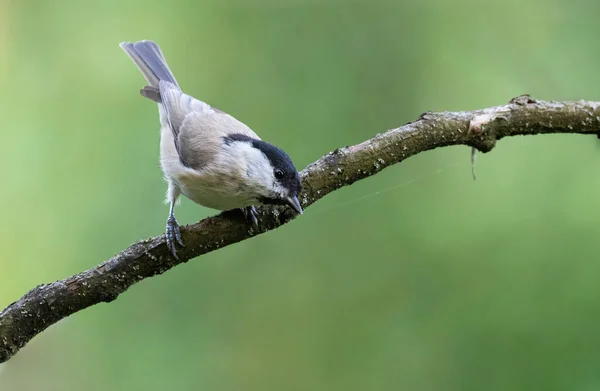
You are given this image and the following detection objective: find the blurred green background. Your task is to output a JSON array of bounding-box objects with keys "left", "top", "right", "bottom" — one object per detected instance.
[{"left": 2, "top": 0, "right": 600, "bottom": 390}]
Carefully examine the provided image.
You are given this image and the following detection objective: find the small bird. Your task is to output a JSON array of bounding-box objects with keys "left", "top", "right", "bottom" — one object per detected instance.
[{"left": 120, "top": 40, "right": 303, "bottom": 257}]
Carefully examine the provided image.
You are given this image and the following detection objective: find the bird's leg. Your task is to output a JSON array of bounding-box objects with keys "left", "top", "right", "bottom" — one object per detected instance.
[
  {"left": 240, "top": 205, "right": 259, "bottom": 228},
  {"left": 165, "top": 184, "right": 184, "bottom": 258}
]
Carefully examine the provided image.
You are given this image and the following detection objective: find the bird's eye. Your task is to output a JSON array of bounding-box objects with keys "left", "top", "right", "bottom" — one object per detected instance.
[{"left": 274, "top": 168, "right": 285, "bottom": 179}]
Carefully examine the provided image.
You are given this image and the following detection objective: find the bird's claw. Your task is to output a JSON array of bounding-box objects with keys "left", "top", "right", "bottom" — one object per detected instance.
[
  {"left": 166, "top": 215, "right": 184, "bottom": 258},
  {"left": 241, "top": 205, "right": 259, "bottom": 228}
]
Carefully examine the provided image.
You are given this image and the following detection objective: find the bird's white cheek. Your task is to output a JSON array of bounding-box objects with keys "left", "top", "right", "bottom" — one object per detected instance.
[
  {"left": 245, "top": 164, "right": 274, "bottom": 197},
  {"left": 236, "top": 147, "right": 275, "bottom": 195}
]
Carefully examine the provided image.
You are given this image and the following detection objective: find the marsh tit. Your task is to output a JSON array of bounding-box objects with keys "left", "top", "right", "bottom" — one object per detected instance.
[{"left": 120, "top": 40, "right": 303, "bottom": 257}]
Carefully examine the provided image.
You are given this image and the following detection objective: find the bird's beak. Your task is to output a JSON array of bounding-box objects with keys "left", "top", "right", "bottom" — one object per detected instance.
[{"left": 285, "top": 195, "right": 303, "bottom": 215}]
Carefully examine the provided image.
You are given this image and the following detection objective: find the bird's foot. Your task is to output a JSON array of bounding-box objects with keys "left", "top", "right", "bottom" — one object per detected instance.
[
  {"left": 166, "top": 215, "right": 184, "bottom": 258},
  {"left": 241, "top": 205, "right": 259, "bottom": 228}
]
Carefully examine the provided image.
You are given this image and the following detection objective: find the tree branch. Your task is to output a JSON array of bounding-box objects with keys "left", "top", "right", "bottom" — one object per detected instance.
[{"left": 1, "top": 96, "right": 599, "bottom": 363}]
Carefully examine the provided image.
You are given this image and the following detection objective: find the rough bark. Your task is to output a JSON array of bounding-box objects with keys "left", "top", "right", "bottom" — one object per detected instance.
[{"left": 1, "top": 96, "right": 599, "bottom": 363}]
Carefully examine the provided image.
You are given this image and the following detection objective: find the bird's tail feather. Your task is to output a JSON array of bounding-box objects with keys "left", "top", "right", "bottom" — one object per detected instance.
[{"left": 120, "top": 40, "right": 179, "bottom": 89}]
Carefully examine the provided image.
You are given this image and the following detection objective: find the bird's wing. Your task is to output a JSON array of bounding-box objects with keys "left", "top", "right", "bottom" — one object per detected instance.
[{"left": 159, "top": 81, "right": 259, "bottom": 170}]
